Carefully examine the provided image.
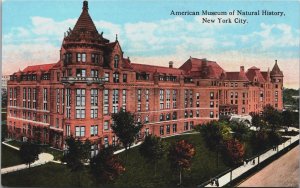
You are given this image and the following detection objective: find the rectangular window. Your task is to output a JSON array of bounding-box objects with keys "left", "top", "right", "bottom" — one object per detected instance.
[
  {"left": 66, "top": 125, "right": 70, "bottom": 136},
  {"left": 112, "top": 89, "right": 119, "bottom": 113},
  {"left": 122, "top": 89, "right": 126, "bottom": 111},
  {"left": 160, "top": 126, "right": 164, "bottom": 135},
  {"left": 103, "top": 89, "right": 109, "bottom": 115},
  {"left": 210, "top": 92, "right": 214, "bottom": 100},
  {"left": 56, "top": 89, "right": 60, "bottom": 113},
  {"left": 91, "top": 125, "right": 98, "bottom": 136},
  {"left": 76, "top": 69, "right": 86, "bottom": 77},
  {"left": 196, "top": 110, "right": 200, "bottom": 117},
  {"left": 160, "top": 89, "right": 164, "bottom": 110},
  {"left": 137, "top": 89, "right": 141, "bottom": 102},
  {"left": 66, "top": 88, "right": 71, "bottom": 118},
  {"left": 210, "top": 101, "right": 214, "bottom": 108},
  {"left": 75, "top": 126, "right": 85, "bottom": 137},
  {"left": 123, "top": 74, "right": 127, "bottom": 82},
  {"left": 104, "top": 121, "right": 109, "bottom": 131},
  {"left": 104, "top": 137, "right": 109, "bottom": 148},
  {"left": 91, "top": 89, "right": 98, "bottom": 106},
  {"left": 76, "top": 89, "right": 85, "bottom": 118},
  {"left": 210, "top": 111, "right": 214, "bottom": 118},
  {"left": 173, "top": 124, "right": 177, "bottom": 133},
  {"left": 91, "top": 69, "right": 99, "bottom": 78},
  {"left": 113, "top": 73, "right": 119, "bottom": 83},
  {"left": 166, "top": 125, "right": 170, "bottom": 134},
  {"left": 196, "top": 93, "right": 200, "bottom": 99},
  {"left": 184, "top": 122, "right": 189, "bottom": 131},
  {"left": 43, "top": 88, "right": 48, "bottom": 110},
  {"left": 104, "top": 72, "right": 109, "bottom": 82},
  {"left": 56, "top": 118, "right": 59, "bottom": 128},
  {"left": 145, "top": 89, "right": 149, "bottom": 102}
]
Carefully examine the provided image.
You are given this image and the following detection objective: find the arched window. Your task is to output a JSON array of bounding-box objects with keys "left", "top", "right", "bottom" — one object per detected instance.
[{"left": 114, "top": 55, "right": 119, "bottom": 68}]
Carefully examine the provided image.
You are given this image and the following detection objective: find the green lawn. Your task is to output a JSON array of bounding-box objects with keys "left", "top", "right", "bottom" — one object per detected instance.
[
  {"left": 6, "top": 140, "right": 63, "bottom": 161},
  {"left": 2, "top": 134, "right": 230, "bottom": 187},
  {"left": 1, "top": 144, "right": 23, "bottom": 168}
]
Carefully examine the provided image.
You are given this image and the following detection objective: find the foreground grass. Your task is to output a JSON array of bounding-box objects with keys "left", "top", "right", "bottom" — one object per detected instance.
[
  {"left": 1, "top": 144, "right": 23, "bottom": 168},
  {"left": 2, "top": 134, "right": 229, "bottom": 187}
]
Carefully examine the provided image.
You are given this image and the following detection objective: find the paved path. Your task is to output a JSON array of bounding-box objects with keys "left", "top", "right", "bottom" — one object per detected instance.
[
  {"left": 1, "top": 153, "right": 54, "bottom": 174},
  {"left": 238, "top": 145, "right": 299, "bottom": 187}
]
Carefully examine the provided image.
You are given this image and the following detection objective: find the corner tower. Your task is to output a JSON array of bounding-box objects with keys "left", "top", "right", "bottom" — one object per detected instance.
[{"left": 270, "top": 60, "right": 283, "bottom": 110}]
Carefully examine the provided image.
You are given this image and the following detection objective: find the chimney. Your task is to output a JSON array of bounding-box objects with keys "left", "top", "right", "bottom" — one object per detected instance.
[
  {"left": 169, "top": 61, "right": 174, "bottom": 68},
  {"left": 240, "top": 66, "right": 245, "bottom": 72}
]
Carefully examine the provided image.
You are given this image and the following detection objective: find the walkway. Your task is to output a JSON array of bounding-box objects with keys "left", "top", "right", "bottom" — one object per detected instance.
[
  {"left": 1, "top": 153, "right": 54, "bottom": 174},
  {"left": 238, "top": 145, "right": 299, "bottom": 187}
]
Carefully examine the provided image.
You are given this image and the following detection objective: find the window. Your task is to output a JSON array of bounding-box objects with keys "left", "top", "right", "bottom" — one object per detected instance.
[
  {"left": 66, "top": 125, "right": 70, "bottom": 136},
  {"left": 91, "top": 70, "right": 98, "bottom": 78},
  {"left": 184, "top": 122, "right": 189, "bottom": 131},
  {"left": 160, "top": 126, "right": 164, "bottom": 135},
  {"left": 56, "top": 118, "right": 59, "bottom": 128},
  {"left": 77, "top": 53, "right": 86, "bottom": 62},
  {"left": 231, "top": 92, "right": 234, "bottom": 98},
  {"left": 196, "top": 93, "right": 200, "bottom": 99},
  {"left": 23, "top": 88, "right": 26, "bottom": 108},
  {"left": 104, "top": 121, "right": 109, "bottom": 131},
  {"left": 64, "top": 53, "right": 72, "bottom": 64},
  {"left": 196, "top": 110, "right": 200, "bottom": 117},
  {"left": 76, "top": 69, "right": 86, "bottom": 77},
  {"left": 43, "top": 88, "right": 48, "bottom": 110},
  {"left": 145, "top": 128, "right": 149, "bottom": 136},
  {"left": 145, "top": 115, "right": 149, "bottom": 123},
  {"left": 91, "top": 125, "right": 98, "bottom": 136},
  {"left": 190, "top": 121, "right": 194, "bottom": 129},
  {"left": 210, "top": 101, "right": 214, "bottom": 108},
  {"left": 166, "top": 113, "right": 170, "bottom": 120},
  {"left": 76, "top": 89, "right": 85, "bottom": 118},
  {"left": 210, "top": 92, "right": 214, "bottom": 100},
  {"left": 66, "top": 88, "right": 71, "bottom": 118},
  {"left": 114, "top": 55, "right": 119, "bottom": 68},
  {"left": 91, "top": 53, "right": 100, "bottom": 63},
  {"left": 56, "top": 89, "right": 60, "bottom": 113},
  {"left": 210, "top": 111, "right": 214, "bottom": 118},
  {"left": 184, "top": 111, "right": 188, "bottom": 118},
  {"left": 112, "top": 89, "right": 119, "bottom": 113},
  {"left": 137, "top": 89, "right": 141, "bottom": 102},
  {"left": 166, "top": 125, "right": 170, "bottom": 134},
  {"left": 103, "top": 89, "right": 109, "bottom": 115},
  {"left": 160, "top": 114, "right": 164, "bottom": 121},
  {"left": 91, "top": 144, "right": 99, "bottom": 158},
  {"left": 123, "top": 74, "right": 127, "bottom": 82},
  {"left": 113, "top": 72, "right": 119, "bottom": 83},
  {"left": 242, "top": 108, "right": 245, "bottom": 113},
  {"left": 104, "top": 72, "right": 109, "bottom": 82},
  {"left": 166, "top": 90, "right": 171, "bottom": 109},
  {"left": 172, "top": 90, "right": 177, "bottom": 108},
  {"left": 172, "top": 111, "right": 177, "bottom": 120},
  {"left": 189, "top": 110, "right": 193, "bottom": 118},
  {"left": 196, "top": 101, "right": 200, "bottom": 107},
  {"left": 235, "top": 92, "right": 238, "bottom": 98},
  {"left": 173, "top": 124, "right": 177, "bottom": 133},
  {"left": 122, "top": 89, "right": 126, "bottom": 111},
  {"left": 104, "top": 137, "right": 109, "bottom": 148},
  {"left": 91, "top": 89, "right": 98, "bottom": 118},
  {"left": 75, "top": 126, "right": 85, "bottom": 137},
  {"left": 160, "top": 89, "right": 164, "bottom": 110}
]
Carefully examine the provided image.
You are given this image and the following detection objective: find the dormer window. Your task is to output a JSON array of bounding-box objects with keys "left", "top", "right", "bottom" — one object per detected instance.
[
  {"left": 114, "top": 55, "right": 119, "bottom": 68},
  {"left": 77, "top": 53, "right": 86, "bottom": 62}
]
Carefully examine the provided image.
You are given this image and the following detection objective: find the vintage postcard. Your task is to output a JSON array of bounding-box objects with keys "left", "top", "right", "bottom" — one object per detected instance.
[{"left": 1, "top": 0, "right": 299, "bottom": 187}]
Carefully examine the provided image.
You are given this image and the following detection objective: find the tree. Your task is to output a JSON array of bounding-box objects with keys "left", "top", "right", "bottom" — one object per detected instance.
[
  {"left": 168, "top": 140, "right": 196, "bottom": 185},
  {"left": 2, "top": 123, "right": 7, "bottom": 141},
  {"left": 230, "top": 121, "right": 250, "bottom": 142},
  {"left": 262, "top": 105, "right": 282, "bottom": 132},
  {"left": 19, "top": 141, "right": 40, "bottom": 168},
  {"left": 90, "top": 146, "right": 125, "bottom": 183},
  {"left": 223, "top": 139, "right": 245, "bottom": 166},
  {"left": 62, "top": 136, "right": 91, "bottom": 186},
  {"left": 139, "top": 135, "right": 166, "bottom": 176},
  {"left": 250, "top": 112, "right": 262, "bottom": 129},
  {"left": 111, "top": 109, "right": 143, "bottom": 162},
  {"left": 62, "top": 136, "right": 91, "bottom": 171},
  {"left": 282, "top": 110, "right": 294, "bottom": 128}
]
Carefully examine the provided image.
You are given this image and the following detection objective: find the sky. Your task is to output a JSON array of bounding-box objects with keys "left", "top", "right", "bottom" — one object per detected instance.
[{"left": 2, "top": 0, "right": 300, "bottom": 88}]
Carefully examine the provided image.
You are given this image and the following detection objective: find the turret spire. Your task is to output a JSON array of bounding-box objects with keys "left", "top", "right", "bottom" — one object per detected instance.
[{"left": 83, "top": 0, "right": 88, "bottom": 11}]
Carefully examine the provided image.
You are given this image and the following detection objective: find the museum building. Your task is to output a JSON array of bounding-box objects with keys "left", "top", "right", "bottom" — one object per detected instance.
[{"left": 7, "top": 1, "right": 283, "bottom": 152}]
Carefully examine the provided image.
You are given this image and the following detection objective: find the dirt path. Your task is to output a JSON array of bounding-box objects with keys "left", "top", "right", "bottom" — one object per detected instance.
[{"left": 238, "top": 145, "right": 299, "bottom": 187}]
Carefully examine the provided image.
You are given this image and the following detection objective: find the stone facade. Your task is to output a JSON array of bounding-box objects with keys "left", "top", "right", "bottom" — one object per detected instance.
[{"left": 6, "top": 1, "right": 283, "bottom": 151}]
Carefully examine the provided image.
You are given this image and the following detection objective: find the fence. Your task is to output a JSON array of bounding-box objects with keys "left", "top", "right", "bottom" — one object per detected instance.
[{"left": 198, "top": 133, "right": 299, "bottom": 187}]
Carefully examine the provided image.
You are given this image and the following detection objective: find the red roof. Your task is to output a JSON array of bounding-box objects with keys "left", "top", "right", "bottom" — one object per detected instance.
[
  {"left": 179, "top": 57, "right": 224, "bottom": 79},
  {"left": 122, "top": 58, "right": 133, "bottom": 69},
  {"left": 246, "top": 68, "right": 266, "bottom": 82},
  {"left": 225, "top": 72, "right": 249, "bottom": 81},
  {"left": 131, "top": 63, "right": 185, "bottom": 75},
  {"left": 22, "top": 63, "right": 56, "bottom": 73}
]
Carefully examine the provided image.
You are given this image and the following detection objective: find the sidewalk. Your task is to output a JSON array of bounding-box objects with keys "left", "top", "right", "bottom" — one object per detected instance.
[
  {"left": 1, "top": 153, "right": 54, "bottom": 174},
  {"left": 203, "top": 128, "right": 299, "bottom": 187}
]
